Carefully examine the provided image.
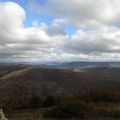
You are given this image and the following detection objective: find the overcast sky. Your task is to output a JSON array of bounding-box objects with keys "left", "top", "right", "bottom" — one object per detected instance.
[{"left": 0, "top": 0, "right": 120, "bottom": 62}]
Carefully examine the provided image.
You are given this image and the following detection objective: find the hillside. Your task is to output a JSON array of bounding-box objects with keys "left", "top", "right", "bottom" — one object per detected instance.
[
  {"left": 0, "top": 64, "right": 120, "bottom": 99},
  {"left": 1, "top": 64, "right": 120, "bottom": 119}
]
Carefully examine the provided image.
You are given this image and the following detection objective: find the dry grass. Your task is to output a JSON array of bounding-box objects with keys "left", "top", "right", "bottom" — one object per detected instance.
[{"left": 0, "top": 67, "right": 33, "bottom": 80}]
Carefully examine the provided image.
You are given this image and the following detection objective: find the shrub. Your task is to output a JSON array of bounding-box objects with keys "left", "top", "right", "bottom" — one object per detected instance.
[
  {"left": 97, "top": 107, "right": 120, "bottom": 118},
  {"left": 42, "top": 95, "right": 57, "bottom": 107},
  {"left": 43, "top": 100, "right": 91, "bottom": 118},
  {"left": 30, "top": 95, "right": 42, "bottom": 108}
]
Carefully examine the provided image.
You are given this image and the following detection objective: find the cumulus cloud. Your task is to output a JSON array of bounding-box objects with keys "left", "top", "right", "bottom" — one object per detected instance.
[
  {"left": 29, "top": 0, "right": 120, "bottom": 61},
  {"left": 0, "top": 1, "right": 68, "bottom": 62},
  {"left": 67, "top": 28, "right": 120, "bottom": 54},
  {"left": 1, "top": 1, "right": 120, "bottom": 62},
  {"left": 30, "top": 0, "right": 120, "bottom": 28}
]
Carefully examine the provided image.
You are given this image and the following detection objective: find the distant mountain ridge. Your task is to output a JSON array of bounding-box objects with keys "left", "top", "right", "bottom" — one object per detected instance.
[
  {"left": 1, "top": 61, "right": 120, "bottom": 69},
  {"left": 36, "top": 61, "right": 120, "bottom": 69}
]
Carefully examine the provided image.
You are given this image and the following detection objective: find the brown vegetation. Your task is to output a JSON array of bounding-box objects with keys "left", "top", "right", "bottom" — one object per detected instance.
[{"left": 0, "top": 65, "right": 120, "bottom": 119}]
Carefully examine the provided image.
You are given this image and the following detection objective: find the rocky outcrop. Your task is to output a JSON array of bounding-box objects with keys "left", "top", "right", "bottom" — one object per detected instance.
[{"left": 0, "top": 109, "right": 7, "bottom": 120}]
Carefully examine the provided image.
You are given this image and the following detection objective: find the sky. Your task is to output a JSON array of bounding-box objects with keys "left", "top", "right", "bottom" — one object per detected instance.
[{"left": 1, "top": 0, "right": 120, "bottom": 62}]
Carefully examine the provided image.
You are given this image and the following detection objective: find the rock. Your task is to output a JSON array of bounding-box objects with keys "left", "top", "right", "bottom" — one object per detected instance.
[{"left": 0, "top": 109, "right": 7, "bottom": 120}]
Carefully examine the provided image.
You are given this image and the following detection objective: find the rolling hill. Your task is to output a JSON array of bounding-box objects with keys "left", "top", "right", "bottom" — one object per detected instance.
[
  {"left": 0, "top": 63, "right": 120, "bottom": 100},
  {"left": 1, "top": 63, "right": 120, "bottom": 119}
]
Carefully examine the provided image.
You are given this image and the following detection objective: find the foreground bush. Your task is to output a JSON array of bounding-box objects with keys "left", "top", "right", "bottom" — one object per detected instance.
[
  {"left": 98, "top": 107, "right": 120, "bottom": 118},
  {"left": 42, "top": 95, "right": 58, "bottom": 107},
  {"left": 43, "top": 100, "right": 91, "bottom": 118},
  {"left": 30, "top": 95, "right": 42, "bottom": 108}
]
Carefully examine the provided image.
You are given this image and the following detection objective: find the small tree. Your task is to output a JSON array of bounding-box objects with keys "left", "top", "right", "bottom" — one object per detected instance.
[
  {"left": 30, "top": 95, "right": 42, "bottom": 108},
  {"left": 42, "top": 95, "right": 57, "bottom": 107}
]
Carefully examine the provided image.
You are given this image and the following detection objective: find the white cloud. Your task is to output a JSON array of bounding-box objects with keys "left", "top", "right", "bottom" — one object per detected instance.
[
  {"left": 1, "top": 1, "right": 120, "bottom": 62},
  {"left": 29, "top": 0, "right": 120, "bottom": 61},
  {"left": 31, "top": 0, "right": 120, "bottom": 28},
  {"left": 67, "top": 28, "right": 120, "bottom": 53},
  {"left": 0, "top": 1, "right": 69, "bottom": 62}
]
